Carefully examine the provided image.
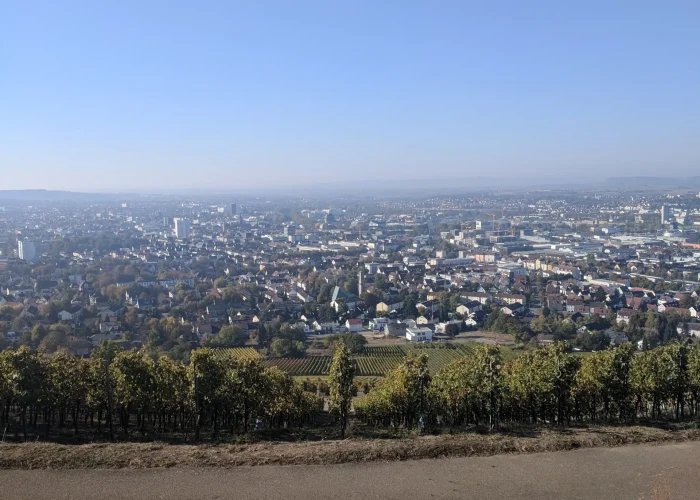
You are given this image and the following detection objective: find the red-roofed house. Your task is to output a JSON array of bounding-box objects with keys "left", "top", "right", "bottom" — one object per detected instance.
[{"left": 345, "top": 318, "right": 363, "bottom": 332}]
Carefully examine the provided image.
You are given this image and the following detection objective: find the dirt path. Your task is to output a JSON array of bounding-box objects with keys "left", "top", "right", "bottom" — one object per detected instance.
[{"left": 3, "top": 441, "right": 699, "bottom": 499}]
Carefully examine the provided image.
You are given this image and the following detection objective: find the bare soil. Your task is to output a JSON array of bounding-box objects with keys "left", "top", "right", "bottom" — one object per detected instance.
[{"left": 1, "top": 425, "right": 699, "bottom": 470}]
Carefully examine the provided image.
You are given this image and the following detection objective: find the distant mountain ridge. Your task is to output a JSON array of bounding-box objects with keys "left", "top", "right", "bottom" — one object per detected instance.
[
  {"left": 0, "top": 190, "right": 125, "bottom": 201},
  {"left": 606, "top": 177, "right": 700, "bottom": 189},
  {"left": 2, "top": 176, "right": 699, "bottom": 201}
]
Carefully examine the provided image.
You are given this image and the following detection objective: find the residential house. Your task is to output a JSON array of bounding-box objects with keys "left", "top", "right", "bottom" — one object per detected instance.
[
  {"left": 589, "top": 302, "right": 608, "bottom": 316},
  {"left": 604, "top": 330, "right": 630, "bottom": 345},
  {"left": 312, "top": 321, "right": 343, "bottom": 334},
  {"left": 376, "top": 298, "right": 404, "bottom": 313},
  {"left": 502, "top": 303, "right": 525, "bottom": 316},
  {"left": 616, "top": 309, "right": 635, "bottom": 325},
  {"left": 455, "top": 300, "right": 482, "bottom": 316},
  {"left": 494, "top": 293, "right": 527, "bottom": 305},
  {"left": 386, "top": 322, "right": 407, "bottom": 338},
  {"left": 461, "top": 292, "right": 492, "bottom": 305},
  {"left": 345, "top": 318, "right": 363, "bottom": 332},
  {"left": 416, "top": 316, "right": 432, "bottom": 325},
  {"left": 406, "top": 326, "right": 433, "bottom": 342},
  {"left": 369, "top": 317, "right": 389, "bottom": 331},
  {"left": 434, "top": 320, "right": 462, "bottom": 333},
  {"left": 677, "top": 323, "right": 700, "bottom": 337},
  {"left": 58, "top": 307, "right": 82, "bottom": 322}
]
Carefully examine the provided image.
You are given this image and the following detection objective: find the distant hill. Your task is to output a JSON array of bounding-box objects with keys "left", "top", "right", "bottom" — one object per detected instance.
[
  {"left": 0, "top": 190, "right": 124, "bottom": 202},
  {"left": 606, "top": 177, "right": 700, "bottom": 189}
]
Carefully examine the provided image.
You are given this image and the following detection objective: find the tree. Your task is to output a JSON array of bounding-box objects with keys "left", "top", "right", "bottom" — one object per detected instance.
[
  {"left": 31, "top": 324, "right": 48, "bottom": 347},
  {"left": 110, "top": 350, "right": 155, "bottom": 436},
  {"left": 189, "top": 348, "right": 226, "bottom": 440},
  {"left": 403, "top": 295, "right": 419, "bottom": 319},
  {"left": 205, "top": 325, "right": 247, "bottom": 347},
  {"left": 3, "top": 346, "right": 46, "bottom": 440},
  {"left": 374, "top": 273, "right": 387, "bottom": 291},
  {"left": 227, "top": 359, "right": 266, "bottom": 432},
  {"left": 87, "top": 341, "right": 121, "bottom": 440},
  {"left": 444, "top": 323, "right": 460, "bottom": 337},
  {"left": 430, "top": 345, "right": 501, "bottom": 429},
  {"left": 328, "top": 341, "right": 355, "bottom": 438},
  {"left": 269, "top": 338, "right": 307, "bottom": 357},
  {"left": 344, "top": 278, "right": 358, "bottom": 296},
  {"left": 327, "top": 332, "right": 367, "bottom": 354},
  {"left": 679, "top": 295, "right": 694, "bottom": 309},
  {"left": 257, "top": 321, "right": 269, "bottom": 349},
  {"left": 38, "top": 328, "right": 69, "bottom": 354},
  {"left": 40, "top": 302, "right": 59, "bottom": 322},
  {"left": 47, "top": 350, "right": 89, "bottom": 435}
]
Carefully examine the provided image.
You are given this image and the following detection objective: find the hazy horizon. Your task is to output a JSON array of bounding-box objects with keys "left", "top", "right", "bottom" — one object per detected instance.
[{"left": 3, "top": 1, "right": 700, "bottom": 191}]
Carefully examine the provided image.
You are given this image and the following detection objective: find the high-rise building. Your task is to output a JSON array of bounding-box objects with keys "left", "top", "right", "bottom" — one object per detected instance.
[
  {"left": 661, "top": 205, "right": 668, "bottom": 224},
  {"left": 174, "top": 218, "right": 191, "bottom": 238},
  {"left": 217, "top": 203, "right": 236, "bottom": 215},
  {"left": 18, "top": 239, "right": 37, "bottom": 261}
]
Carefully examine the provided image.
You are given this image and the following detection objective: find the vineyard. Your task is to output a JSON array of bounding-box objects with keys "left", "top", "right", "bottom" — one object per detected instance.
[
  {"left": 264, "top": 356, "right": 332, "bottom": 376},
  {"left": 217, "top": 344, "right": 476, "bottom": 377},
  {"left": 214, "top": 347, "right": 262, "bottom": 362}
]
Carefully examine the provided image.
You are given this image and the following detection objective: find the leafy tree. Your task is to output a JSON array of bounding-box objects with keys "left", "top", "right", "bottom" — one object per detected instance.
[
  {"left": 189, "top": 348, "right": 226, "bottom": 440},
  {"left": 444, "top": 323, "right": 460, "bottom": 337},
  {"left": 269, "top": 338, "right": 307, "bottom": 357},
  {"left": 328, "top": 341, "right": 355, "bottom": 438},
  {"left": 430, "top": 345, "right": 501, "bottom": 428},
  {"left": 204, "top": 325, "right": 247, "bottom": 347},
  {"left": 344, "top": 278, "right": 358, "bottom": 296},
  {"left": 110, "top": 350, "right": 155, "bottom": 436},
  {"left": 153, "top": 356, "right": 189, "bottom": 433},
  {"left": 327, "top": 332, "right": 367, "bottom": 354},
  {"left": 3, "top": 346, "right": 46, "bottom": 439},
  {"left": 39, "top": 328, "right": 70, "bottom": 354},
  {"left": 48, "top": 350, "right": 89, "bottom": 434},
  {"left": 403, "top": 295, "right": 419, "bottom": 319}
]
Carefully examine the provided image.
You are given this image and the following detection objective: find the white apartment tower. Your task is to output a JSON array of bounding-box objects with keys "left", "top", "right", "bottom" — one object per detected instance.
[{"left": 18, "top": 239, "right": 37, "bottom": 261}]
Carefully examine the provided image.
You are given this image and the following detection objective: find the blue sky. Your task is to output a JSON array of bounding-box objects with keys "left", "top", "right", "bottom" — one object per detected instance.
[{"left": 1, "top": 1, "right": 699, "bottom": 192}]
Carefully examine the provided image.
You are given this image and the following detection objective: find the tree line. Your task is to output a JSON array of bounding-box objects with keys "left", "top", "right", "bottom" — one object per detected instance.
[
  {"left": 0, "top": 344, "right": 321, "bottom": 441},
  {"left": 356, "top": 342, "right": 700, "bottom": 430},
  {"left": 3, "top": 341, "right": 700, "bottom": 442}
]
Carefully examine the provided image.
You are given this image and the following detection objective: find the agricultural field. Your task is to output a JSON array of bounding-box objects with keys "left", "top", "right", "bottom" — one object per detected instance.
[
  {"left": 214, "top": 347, "right": 262, "bottom": 362},
  {"left": 264, "top": 356, "right": 332, "bottom": 376},
  {"left": 216, "top": 344, "right": 482, "bottom": 377}
]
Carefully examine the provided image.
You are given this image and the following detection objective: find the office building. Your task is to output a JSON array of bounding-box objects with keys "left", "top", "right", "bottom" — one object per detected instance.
[
  {"left": 18, "top": 239, "right": 37, "bottom": 261},
  {"left": 217, "top": 203, "right": 236, "bottom": 215},
  {"left": 174, "top": 218, "right": 191, "bottom": 238},
  {"left": 661, "top": 205, "right": 668, "bottom": 224}
]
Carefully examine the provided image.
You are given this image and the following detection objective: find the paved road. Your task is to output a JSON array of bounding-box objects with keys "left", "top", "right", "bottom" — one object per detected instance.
[{"left": 3, "top": 441, "right": 699, "bottom": 499}]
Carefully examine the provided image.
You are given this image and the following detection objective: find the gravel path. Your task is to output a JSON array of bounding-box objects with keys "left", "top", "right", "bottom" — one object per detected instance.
[{"left": 3, "top": 441, "right": 699, "bottom": 499}]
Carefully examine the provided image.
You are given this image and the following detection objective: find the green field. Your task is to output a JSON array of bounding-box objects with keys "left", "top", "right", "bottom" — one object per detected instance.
[
  {"left": 218, "top": 344, "right": 481, "bottom": 377},
  {"left": 213, "top": 347, "right": 262, "bottom": 362}
]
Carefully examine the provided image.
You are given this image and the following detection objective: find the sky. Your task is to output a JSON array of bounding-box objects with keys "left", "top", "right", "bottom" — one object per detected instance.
[{"left": 1, "top": 1, "right": 699, "bottom": 192}]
